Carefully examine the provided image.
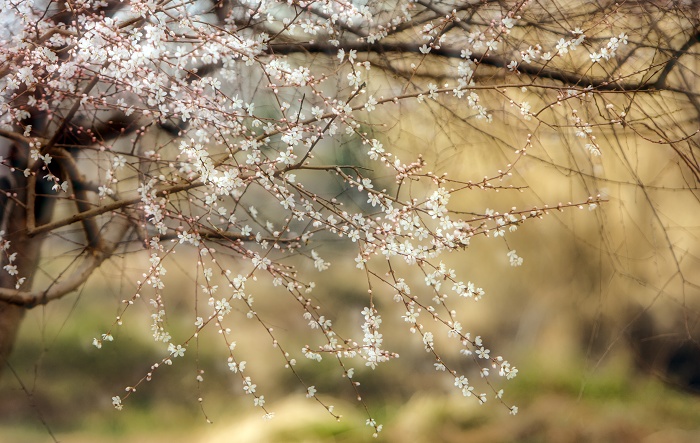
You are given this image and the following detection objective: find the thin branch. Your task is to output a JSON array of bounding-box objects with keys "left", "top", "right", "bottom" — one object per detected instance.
[
  {"left": 53, "top": 149, "right": 104, "bottom": 249},
  {"left": 26, "top": 180, "right": 202, "bottom": 237},
  {"left": 0, "top": 215, "right": 130, "bottom": 307},
  {"left": 0, "top": 356, "right": 59, "bottom": 442},
  {"left": 655, "top": 30, "right": 700, "bottom": 88},
  {"left": 0, "top": 129, "right": 35, "bottom": 144},
  {"left": 37, "top": 68, "right": 105, "bottom": 160}
]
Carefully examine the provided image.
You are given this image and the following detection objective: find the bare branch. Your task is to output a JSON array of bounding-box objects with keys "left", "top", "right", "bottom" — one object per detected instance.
[{"left": 0, "top": 216, "right": 130, "bottom": 307}]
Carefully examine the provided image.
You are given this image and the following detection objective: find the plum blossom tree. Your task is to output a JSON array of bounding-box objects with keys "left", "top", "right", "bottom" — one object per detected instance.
[{"left": 0, "top": 0, "right": 698, "bottom": 434}]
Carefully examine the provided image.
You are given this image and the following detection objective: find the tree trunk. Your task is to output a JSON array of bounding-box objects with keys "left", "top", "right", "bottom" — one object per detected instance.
[
  {"left": 0, "top": 301, "right": 24, "bottom": 365},
  {"left": 0, "top": 141, "right": 52, "bottom": 368}
]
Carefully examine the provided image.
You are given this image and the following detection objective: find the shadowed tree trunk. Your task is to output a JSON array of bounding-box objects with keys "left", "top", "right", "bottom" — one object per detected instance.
[{"left": 0, "top": 140, "right": 52, "bottom": 365}]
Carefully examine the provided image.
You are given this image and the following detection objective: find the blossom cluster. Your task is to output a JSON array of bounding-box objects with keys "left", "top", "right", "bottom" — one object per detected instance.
[{"left": 0, "top": 0, "right": 632, "bottom": 433}]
